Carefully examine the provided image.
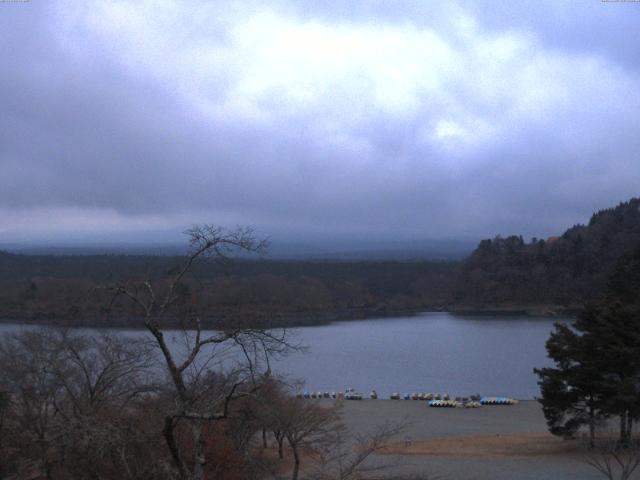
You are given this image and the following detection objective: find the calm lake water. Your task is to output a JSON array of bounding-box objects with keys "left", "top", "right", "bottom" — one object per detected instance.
[
  {"left": 0, "top": 312, "right": 570, "bottom": 399},
  {"left": 276, "top": 313, "right": 569, "bottom": 399}
]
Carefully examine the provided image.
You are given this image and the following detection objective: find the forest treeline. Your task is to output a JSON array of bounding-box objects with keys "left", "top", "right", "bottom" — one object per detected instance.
[
  {"left": 1, "top": 197, "right": 639, "bottom": 325},
  {"left": 452, "top": 197, "right": 640, "bottom": 311},
  {"left": 0, "top": 253, "right": 455, "bottom": 327}
]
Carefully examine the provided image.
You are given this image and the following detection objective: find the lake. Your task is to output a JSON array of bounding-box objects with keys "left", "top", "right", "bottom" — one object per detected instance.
[
  {"left": 275, "top": 312, "right": 569, "bottom": 399},
  {"left": 0, "top": 312, "right": 570, "bottom": 399}
]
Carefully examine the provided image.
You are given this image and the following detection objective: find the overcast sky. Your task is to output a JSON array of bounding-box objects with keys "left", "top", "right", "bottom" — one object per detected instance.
[{"left": 1, "top": 1, "right": 639, "bottom": 247}]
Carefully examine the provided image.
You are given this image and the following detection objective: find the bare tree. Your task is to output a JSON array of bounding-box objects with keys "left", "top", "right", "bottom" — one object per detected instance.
[
  {"left": 53, "top": 405, "right": 170, "bottom": 480},
  {"left": 0, "top": 328, "right": 159, "bottom": 479},
  {"left": 49, "top": 330, "right": 156, "bottom": 416},
  {"left": 279, "top": 398, "right": 339, "bottom": 480},
  {"left": 51, "top": 331, "right": 161, "bottom": 480},
  {"left": 584, "top": 436, "right": 640, "bottom": 480},
  {"left": 311, "top": 419, "right": 406, "bottom": 480},
  {"left": 0, "top": 329, "right": 65, "bottom": 479},
  {"left": 252, "top": 377, "right": 290, "bottom": 459},
  {"left": 261, "top": 393, "right": 406, "bottom": 480},
  {"left": 103, "top": 225, "right": 296, "bottom": 480},
  {"left": 0, "top": 389, "right": 17, "bottom": 479}
]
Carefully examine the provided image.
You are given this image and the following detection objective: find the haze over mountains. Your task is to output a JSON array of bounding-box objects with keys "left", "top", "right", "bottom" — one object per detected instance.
[
  {"left": 0, "top": 238, "right": 477, "bottom": 261},
  {"left": 1, "top": 197, "right": 638, "bottom": 325},
  {"left": 3, "top": 197, "right": 635, "bottom": 263}
]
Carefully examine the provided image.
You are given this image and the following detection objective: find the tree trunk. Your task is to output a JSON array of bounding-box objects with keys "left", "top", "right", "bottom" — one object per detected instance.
[
  {"left": 589, "top": 403, "right": 596, "bottom": 448},
  {"left": 274, "top": 430, "right": 284, "bottom": 459},
  {"left": 191, "top": 419, "right": 206, "bottom": 480},
  {"left": 620, "top": 411, "right": 628, "bottom": 446},
  {"left": 163, "top": 416, "right": 189, "bottom": 480},
  {"left": 278, "top": 437, "right": 284, "bottom": 460},
  {"left": 291, "top": 444, "right": 300, "bottom": 480},
  {"left": 262, "top": 428, "right": 267, "bottom": 448}
]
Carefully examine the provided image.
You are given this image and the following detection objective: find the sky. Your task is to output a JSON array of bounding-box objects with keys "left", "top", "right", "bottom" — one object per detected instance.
[{"left": 1, "top": 1, "right": 639, "bottom": 248}]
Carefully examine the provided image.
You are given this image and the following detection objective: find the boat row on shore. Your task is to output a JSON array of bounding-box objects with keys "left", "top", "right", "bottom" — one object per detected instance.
[
  {"left": 297, "top": 388, "right": 366, "bottom": 400},
  {"left": 296, "top": 390, "right": 518, "bottom": 406},
  {"left": 389, "top": 392, "right": 476, "bottom": 401},
  {"left": 427, "top": 397, "right": 518, "bottom": 408},
  {"left": 429, "top": 399, "right": 482, "bottom": 408}
]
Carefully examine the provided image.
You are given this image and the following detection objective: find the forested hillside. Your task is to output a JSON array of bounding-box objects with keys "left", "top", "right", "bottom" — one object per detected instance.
[
  {"left": 451, "top": 198, "right": 640, "bottom": 311},
  {"left": 0, "top": 252, "right": 455, "bottom": 326},
  {"left": 1, "top": 198, "right": 639, "bottom": 325}
]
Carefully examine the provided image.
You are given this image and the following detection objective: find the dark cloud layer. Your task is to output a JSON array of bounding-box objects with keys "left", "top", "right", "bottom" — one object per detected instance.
[{"left": 1, "top": 1, "right": 639, "bottom": 246}]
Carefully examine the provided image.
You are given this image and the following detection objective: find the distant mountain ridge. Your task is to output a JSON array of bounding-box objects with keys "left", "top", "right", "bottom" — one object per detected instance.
[
  {"left": 1, "top": 198, "right": 638, "bottom": 324},
  {"left": 452, "top": 197, "right": 640, "bottom": 311},
  {"left": 0, "top": 238, "right": 476, "bottom": 261}
]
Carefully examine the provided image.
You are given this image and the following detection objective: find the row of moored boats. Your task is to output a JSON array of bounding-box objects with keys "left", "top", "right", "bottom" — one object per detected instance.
[{"left": 296, "top": 389, "right": 518, "bottom": 407}]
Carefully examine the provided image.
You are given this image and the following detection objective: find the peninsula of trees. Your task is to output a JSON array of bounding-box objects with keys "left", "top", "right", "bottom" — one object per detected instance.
[{"left": 452, "top": 198, "right": 640, "bottom": 312}]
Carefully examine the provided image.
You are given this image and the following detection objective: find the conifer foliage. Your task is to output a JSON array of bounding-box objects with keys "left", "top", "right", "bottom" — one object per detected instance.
[{"left": 535, "top": 246, "right": 640, "bottom": 446}]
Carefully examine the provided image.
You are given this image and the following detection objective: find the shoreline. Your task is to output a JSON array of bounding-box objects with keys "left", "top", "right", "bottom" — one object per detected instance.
[
  {"left": 0, "top": 304, "right": 577, "bottom": 330},
  {"left": 332, "top": 399, "right": 597, "bottom": 480}
]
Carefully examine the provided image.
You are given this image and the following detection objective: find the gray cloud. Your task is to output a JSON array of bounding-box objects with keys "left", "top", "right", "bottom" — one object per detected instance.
[{"left": 0, "top": 1, "right": 639, "bottom": 246}]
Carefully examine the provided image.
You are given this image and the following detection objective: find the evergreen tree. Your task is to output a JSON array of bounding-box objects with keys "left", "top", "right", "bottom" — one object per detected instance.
[
  {"left": 535, "top": 321, "right": 605, "bottom": 446},
  {"left": 588, "top": 247, "right": 640, "bottom": 445},
  {"left": 535, "top": 247, "right": 640, "bottom": 446}
]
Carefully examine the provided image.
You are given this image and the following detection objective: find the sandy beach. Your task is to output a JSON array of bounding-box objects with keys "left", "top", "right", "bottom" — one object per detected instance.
[{"left": 325, "top": 399, "right": 604, "bottom": 480}]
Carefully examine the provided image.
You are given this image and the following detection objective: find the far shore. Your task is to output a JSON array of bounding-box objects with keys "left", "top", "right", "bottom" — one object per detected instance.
[{"left": 0, "top": 304, "right": 577, "bottom": 330}]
